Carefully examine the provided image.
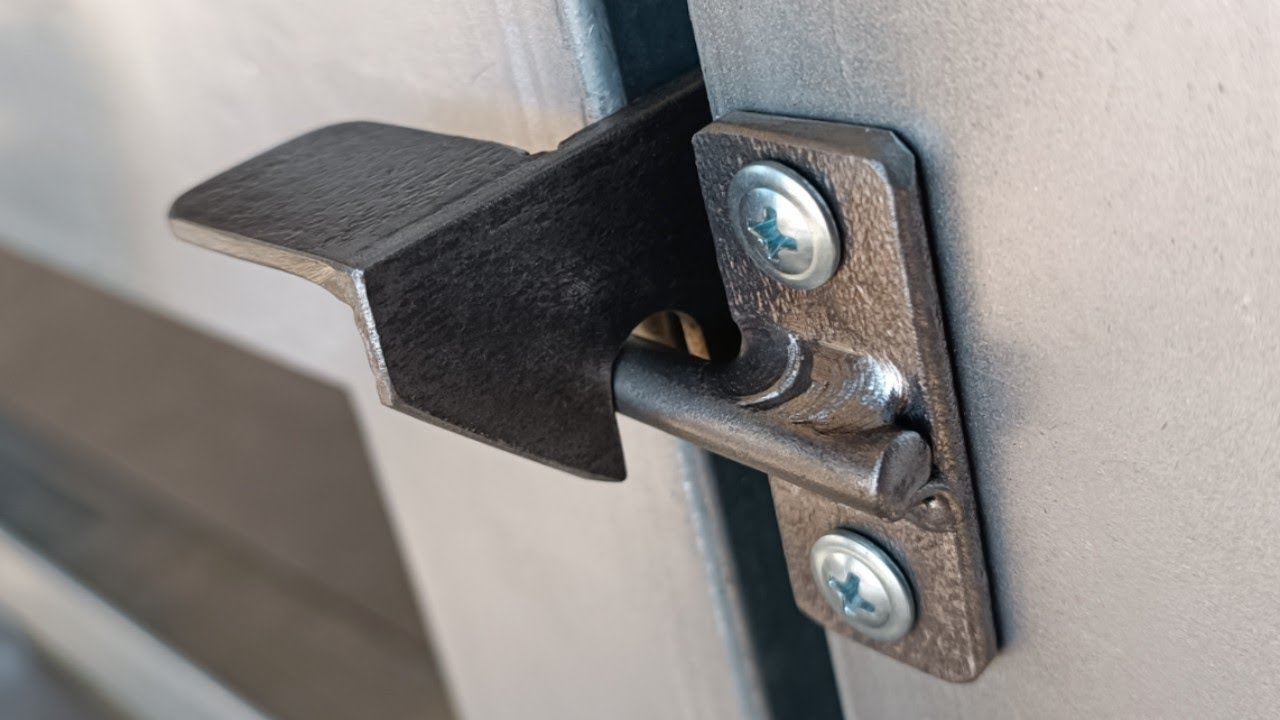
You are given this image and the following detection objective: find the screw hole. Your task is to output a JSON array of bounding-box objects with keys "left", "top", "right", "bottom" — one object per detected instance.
[{"left": 908, "top": 493, "right": 955, "bottom": 531}]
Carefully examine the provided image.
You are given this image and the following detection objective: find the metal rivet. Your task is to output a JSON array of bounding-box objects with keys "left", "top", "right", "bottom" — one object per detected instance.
[
  {"left": 727, "top": 160, "right": 840, "bottom": 290},
  {"left": 810, "top": 530, "right": 915, "bottom": 642}
]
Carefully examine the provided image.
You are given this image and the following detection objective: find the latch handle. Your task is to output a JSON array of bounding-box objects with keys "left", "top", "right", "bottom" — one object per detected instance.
[{"left": 171, "top": 75, "right": 734, "bottom": 481}]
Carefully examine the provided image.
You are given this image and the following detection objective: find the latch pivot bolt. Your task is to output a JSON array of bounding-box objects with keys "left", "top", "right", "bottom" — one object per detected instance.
[
  {"left": 810, "top": 530, "right": 915, "bottom": 643},
  {"left": 727, "top": 160, "right": 840, "bottom": 290}
]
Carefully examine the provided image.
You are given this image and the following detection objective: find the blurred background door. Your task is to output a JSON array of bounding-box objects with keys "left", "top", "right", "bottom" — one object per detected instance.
[{"left": 0, "top": 2, "right": 783, "bottom": 719}]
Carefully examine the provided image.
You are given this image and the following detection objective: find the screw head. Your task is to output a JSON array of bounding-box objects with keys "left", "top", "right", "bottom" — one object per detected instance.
[
  {"left": 727, "top": 160, "right": 840, "bottom": 290},
  {"left": 810, "top": 530, "right": 914, "bottom": 643}
]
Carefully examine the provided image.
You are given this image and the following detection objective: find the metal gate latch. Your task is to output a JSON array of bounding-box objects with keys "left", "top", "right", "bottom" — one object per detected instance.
[{"left": 170, "top": 75, "right": 996, "bottom": 681}]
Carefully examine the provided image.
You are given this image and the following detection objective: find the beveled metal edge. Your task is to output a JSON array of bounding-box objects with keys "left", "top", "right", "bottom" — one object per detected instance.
[{"left": 169, "top": 218, "right": 397, "bottom": 409}]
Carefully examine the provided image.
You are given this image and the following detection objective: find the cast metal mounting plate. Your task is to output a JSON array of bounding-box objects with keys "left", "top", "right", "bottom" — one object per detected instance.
[{"left": 692, "top": 113, "right": 997, "bottom": 681}]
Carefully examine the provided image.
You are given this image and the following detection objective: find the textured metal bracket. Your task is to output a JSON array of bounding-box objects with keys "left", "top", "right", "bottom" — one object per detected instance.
[
  {"left": 169, "top": 81, "right": 994, "bottom": 681},
  {"left": 689, "top": 114, "right": 996, "bottom": 681}
]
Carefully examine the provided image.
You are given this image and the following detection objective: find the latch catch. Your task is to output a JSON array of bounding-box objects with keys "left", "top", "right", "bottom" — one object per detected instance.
[{"left": 170, "top": 75, "right": 996, "bottom": 681}]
